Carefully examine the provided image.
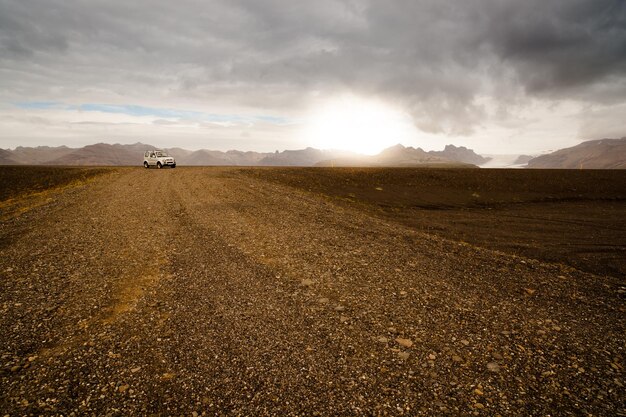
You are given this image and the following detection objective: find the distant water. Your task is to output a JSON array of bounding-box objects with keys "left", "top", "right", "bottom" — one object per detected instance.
[{"left": 480, "top": 155, "right": 529, "bottom": 168}]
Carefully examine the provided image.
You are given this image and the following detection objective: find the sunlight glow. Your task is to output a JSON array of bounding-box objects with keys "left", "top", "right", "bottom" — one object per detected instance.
[{"left": 302, "top": 95, "right": 418, "bottom": 155}]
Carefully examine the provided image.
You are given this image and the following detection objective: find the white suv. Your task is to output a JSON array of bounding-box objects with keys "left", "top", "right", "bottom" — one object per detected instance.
[{"left": 143, "top": 150, "right": 176, "bottom": 168}]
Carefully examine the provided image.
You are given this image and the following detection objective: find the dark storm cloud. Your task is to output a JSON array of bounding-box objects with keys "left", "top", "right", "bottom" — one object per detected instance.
[
  {"left": 485, "top": 0, "right": 626, "bottom": 98},
  {"left": 1, "top": 0, "right": 624, "bottom": 133}
]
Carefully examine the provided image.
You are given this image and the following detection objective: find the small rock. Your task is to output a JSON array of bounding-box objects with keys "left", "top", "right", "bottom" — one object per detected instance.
[
  {"left": 398, "top": 352, "right": 410, "bottom": 360},
  {"left": 486, "top": 362, "right": 500, "bottom": 372},
  {"left": 460, "top": 339, "right": 470, "bottom": 346},
  {"left": 524, "top": 288, "right": 536, "bottom": 295},
  {"left": 396, "top": 338, "right": 413, "bottom": 348},
  {"left": 318, "top": 298, "right": 329, "bottom": 304},
  {"left": 452, "top": 355, "right": 463, "bottom": 362},
  {"left": 377, "top": 337, "right": 389, "bottom": 343},
  {"left": 28, "top": 356, "right": 38, "bottom": 362},
  {"left": 474, "top": 388, "right": 484, "bottom": 396},
  {"left": 399, "top": 291, "right": 407, "bottom": 296},
  {"left": 339, "top": 315, "right": 349, "bottom": 323},
  {"left": 334, "top": 305, "right": 345, "bottom": 312},
  {"left": 10, "top": 365, "right": 20, "bottom": 372},
  {"left": 301, "top": 279, "right": 314, "bottom": 287},
  {"left": 131, "top": 367, "right": 141, "bottom": 373},
  {"left": 192, "top": 412, "right": 199, "bottom": 417},
  {"left": 474, "top": 402, "right": 485, "bottom": 409},
  {"left": 428, "top": 354, "right": 436, "bottom": 360},
  {"left": 118, "top": 384, "right": 129, "bottom": 393}
]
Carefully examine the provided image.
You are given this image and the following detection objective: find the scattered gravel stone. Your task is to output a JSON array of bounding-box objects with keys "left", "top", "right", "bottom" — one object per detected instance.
[
  {"left": 487, "top": 362, "right": 501, "bottom": 372},
  {"left": 396, "top": 338, "right": 413, "bottom": 348}
]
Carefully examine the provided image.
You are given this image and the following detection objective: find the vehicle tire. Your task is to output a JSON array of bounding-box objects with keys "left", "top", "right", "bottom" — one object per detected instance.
[
  {"left": 171, "top": 164, "right": 176, "bottom": 168},
  {"left": 157, "top": 162, "right": 162, "bottom": 169},
  {"left": 144, "top": 161, "right": 149, "bottom": 168}
]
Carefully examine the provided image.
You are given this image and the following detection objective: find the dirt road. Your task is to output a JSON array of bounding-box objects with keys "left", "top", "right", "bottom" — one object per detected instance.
[{"left": 1, "top": 168, "right": 624, "bottom": 415}]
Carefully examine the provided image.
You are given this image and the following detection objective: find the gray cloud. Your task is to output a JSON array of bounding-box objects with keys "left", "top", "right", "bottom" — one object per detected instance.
[
  {"left": 1, "top": 0, "right": 624, "bottom": 140},
  {"left": 485, "top": 0, "right": 626, "bottom": 98}
]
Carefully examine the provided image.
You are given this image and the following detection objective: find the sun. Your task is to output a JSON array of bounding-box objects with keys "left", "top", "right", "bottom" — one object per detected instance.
[{"left": 302, "top": 95, "right": 418, "bottom": 155}]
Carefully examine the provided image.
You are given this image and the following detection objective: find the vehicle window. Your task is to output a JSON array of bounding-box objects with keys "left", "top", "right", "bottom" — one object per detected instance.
[{"left": 150, "top": 152, "right": 155, "bottom": 158}]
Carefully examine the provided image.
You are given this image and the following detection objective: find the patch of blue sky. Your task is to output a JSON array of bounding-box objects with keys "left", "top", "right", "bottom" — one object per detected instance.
[
  {"left": 254, "top": 115, "right": 291, "bottom": 124},
  {"left": 14, "top": 101, "right": 291, "bottom": 125},
  {"left": 75, "top": 103, "right": 204, "bottom": 120},
  {"left": 14, "top": 101, "right": 63, "bottom": 110}
]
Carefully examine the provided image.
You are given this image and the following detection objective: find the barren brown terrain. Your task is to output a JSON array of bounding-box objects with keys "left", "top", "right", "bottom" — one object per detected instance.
[
  {"left": 243, "top": 167, "right": 626, "bottom": 279},
  {"left": 1, "top": 167, "right": 624, "bottom": 416}
]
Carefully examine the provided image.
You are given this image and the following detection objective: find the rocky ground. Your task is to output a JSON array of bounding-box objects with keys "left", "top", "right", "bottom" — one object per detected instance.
[{"left": 0, "top": 167, "right": 624, "bottom": 416}]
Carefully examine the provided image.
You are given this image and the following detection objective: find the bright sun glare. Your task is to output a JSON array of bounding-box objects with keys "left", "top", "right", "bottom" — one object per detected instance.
[{"left": 302, "top": 95, "right": 418, "bottom": 155}]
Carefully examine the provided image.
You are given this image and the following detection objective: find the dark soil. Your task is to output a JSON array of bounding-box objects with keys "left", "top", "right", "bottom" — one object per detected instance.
[
  {"left": 241, "top": 167, "right": 626, "bottom": 278},
  {"left": 0, "top": 166, "right": 110, "bottom": 201}
]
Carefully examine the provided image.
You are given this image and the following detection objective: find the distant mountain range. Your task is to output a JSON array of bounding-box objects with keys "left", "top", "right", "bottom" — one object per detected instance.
[
  {"left": 2, "top": 138, "right": 624, "bottom": 168},
  {"left": 316, "top": 144, "right": 486, "bottom": 167},
  {"left": 0, "top": 142, "right": 487, "bottom": 167},
  {"left": 527, "top": 137, "right": 626, "bottom": 169}
]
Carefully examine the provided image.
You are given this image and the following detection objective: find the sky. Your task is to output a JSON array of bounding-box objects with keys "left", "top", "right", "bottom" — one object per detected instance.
[{"left": 1, "top": 0, "right": 625, "bottom": 155}]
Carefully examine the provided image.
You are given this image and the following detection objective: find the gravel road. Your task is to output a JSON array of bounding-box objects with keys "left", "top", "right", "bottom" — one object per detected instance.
[{"left": 1, "top": 167, "right": 624, "bottom": 416}]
